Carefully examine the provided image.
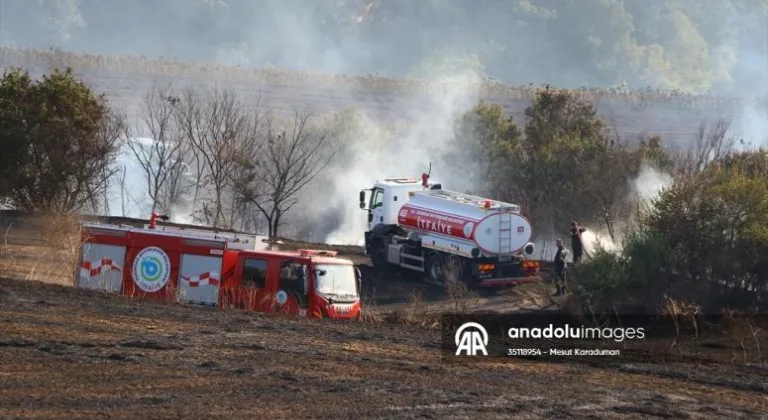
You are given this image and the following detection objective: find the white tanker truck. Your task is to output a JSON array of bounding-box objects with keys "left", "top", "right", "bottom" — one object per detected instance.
[{"left": 359, "top": 171, "right": 541, "bottom": 287}]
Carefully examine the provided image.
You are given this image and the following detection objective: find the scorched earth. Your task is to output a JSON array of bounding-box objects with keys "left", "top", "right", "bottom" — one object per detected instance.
[{"left": 0, "top": 277, "right": 766, "bottom": 419}]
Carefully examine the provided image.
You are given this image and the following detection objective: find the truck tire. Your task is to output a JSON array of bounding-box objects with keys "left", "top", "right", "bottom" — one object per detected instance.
[
  {"left": 425, "top": 251, "right": 446, "bottom": 284},
  {"left": 443, "top": 255, "right": 468, "bottom": 286},
  {"left": 370, "top": 239, "right": 389, "bottom": 272}
]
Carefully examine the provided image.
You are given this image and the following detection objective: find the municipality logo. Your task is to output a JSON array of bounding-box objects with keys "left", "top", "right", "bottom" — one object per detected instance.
[
  {"left": 455, "top": 322, "right": 488, "bottom": 356},
  {"left": 132, "top": 246, "right": 170, "bottom": 293}
]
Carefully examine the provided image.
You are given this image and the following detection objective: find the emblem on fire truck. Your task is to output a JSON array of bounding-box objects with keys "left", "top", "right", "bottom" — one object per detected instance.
[
  {"left": 275, "top": 290, "right": 288, "bottom": 305},
  {"left": 132, "top": 246, "right": 171, "bottom": 293},
  {"left": 463, "top": 222, "right": 474, "bottom": 238}
]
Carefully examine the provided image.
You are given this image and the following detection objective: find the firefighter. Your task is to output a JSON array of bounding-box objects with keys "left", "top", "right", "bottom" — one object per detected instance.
[
  {"left": 553, "top": 239, "right": 569, "bottom": 296},
  {"left": 570, "top": 221, "right": 586, "bottom": 265}
]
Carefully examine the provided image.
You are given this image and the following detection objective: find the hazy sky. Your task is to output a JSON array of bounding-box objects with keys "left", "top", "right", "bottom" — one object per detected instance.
[{"left": 1, "top": 0, "right": 766, "bottom": 94}]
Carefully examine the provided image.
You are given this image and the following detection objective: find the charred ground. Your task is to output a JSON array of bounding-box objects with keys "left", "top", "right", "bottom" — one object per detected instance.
[{"left": 1, "top": 277, "right": 767, "bottom": 419}]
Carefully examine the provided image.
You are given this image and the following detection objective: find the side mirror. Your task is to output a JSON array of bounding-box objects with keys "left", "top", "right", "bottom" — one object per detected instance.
[{"left": 359, "top": 190, "right": 366, "bottom": 209}]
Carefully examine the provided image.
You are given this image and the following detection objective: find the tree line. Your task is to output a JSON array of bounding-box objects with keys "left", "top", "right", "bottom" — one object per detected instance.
[
  {"left": 450, "top": 86, "right": 767, "bottom": 313},
  {"left": 0, "top": 67, "right": 338, "bottom": 238}
]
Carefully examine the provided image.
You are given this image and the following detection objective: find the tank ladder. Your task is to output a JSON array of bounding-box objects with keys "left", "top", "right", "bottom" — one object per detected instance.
[{"left": 498, "top": 211, "right": 513, "bottom": 260}]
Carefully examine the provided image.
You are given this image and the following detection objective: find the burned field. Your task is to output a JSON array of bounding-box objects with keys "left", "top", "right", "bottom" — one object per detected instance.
[
  {"left": 0, "top": 213, "right": 767, "bottom": 418},
  {"left": 1, "top": 277, "right": 767, "bottom": 419}
]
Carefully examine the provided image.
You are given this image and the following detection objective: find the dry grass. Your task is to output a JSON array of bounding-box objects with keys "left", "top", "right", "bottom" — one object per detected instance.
[
  {"left": 722, "top": 309, "right": 764, "bottom": 367},
  {"left": 659, "top": 296, "right": 702, "bottom": 351},
  {"left": 1, "top": 46, "right": 762, "bottom": 108},
  {"left": 0, "top": 213, "right": 85, "bottom": 285}
]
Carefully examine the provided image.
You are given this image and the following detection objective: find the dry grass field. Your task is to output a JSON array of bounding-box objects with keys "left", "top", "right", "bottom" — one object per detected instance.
[{"left": 2, "top": 46, "right": 765, "bottom": 144}]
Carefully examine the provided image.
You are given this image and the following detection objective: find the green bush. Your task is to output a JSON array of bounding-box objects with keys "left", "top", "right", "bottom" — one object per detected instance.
[{"left": 576, "top": 150, "right": 768, "bottom": 313}]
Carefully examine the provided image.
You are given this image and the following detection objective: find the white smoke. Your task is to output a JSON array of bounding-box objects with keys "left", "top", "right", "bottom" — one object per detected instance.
[
  {"left": 632, "top": 163, "right": 674, "bottom": 205},
  {"left": 105, "top": 137, "right": 196, "bottom": 225},
  {"left": 309, "top": 70, "right": 486, "bottom": 246},
  {"left": 734, "top": 99, "right": 768, "bottom": 150},
  {"left": 580, "top": 163, "right": 673, "bottom": 256}
]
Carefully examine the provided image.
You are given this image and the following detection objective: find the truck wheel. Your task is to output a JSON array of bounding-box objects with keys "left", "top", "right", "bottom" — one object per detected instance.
[
  {"left": 425, "top": 252, "right": 445, "bottom": 284},
  {"left": 370, "top": 240, "right": 389, "bottom": 271},
  {"left": 443, "top": 255, "right": 468, "bottom": 286}
]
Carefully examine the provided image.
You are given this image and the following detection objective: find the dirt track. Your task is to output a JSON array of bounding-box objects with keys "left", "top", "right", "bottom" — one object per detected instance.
[{"left": 1, "top": 277, "right": 767, "bottom": 419}]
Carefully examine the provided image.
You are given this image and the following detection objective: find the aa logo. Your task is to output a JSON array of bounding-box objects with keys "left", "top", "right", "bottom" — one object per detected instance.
[{"left": 454, "top": 322, "right": 488, "bottom": 356}]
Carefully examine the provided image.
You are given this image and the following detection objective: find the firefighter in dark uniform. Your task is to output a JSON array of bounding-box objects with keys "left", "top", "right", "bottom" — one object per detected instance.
[
  {"left": 570, "top": 221, "right": 586, "bottom": 265},
  {"left": 554, "top": 239, "right": 569, "bottom": 296}
]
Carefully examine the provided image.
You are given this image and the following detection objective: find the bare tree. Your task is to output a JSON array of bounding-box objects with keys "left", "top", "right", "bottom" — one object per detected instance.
[
  {"left": 125, "top": 82, "right": 188, "bottom": 217},
  {"left": 232, "top": 108, "right": 337, "bottom": 239},
  {"left": 173, "top": 88, "right": 206, "bottom": 219},
  {"left": 175, "top": 86, "right": 261, "bottom": 228},
  {"left": 118, "top": 165, "right": 128, "bottom": 217},
  {"left": 675, "top": 118, "right": 736, "bottom": 176},
  {"left": 160, "top": 143, "right": 195, "bottom": 221}
]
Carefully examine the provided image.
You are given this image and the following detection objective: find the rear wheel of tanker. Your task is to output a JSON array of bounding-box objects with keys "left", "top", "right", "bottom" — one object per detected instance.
[{"left": 443, "top": 255, "right": 469, "bottom": 287}]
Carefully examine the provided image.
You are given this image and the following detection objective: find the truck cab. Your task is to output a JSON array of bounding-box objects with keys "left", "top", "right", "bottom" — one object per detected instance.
[
  {"left": 359, "top": 176, "right": 441, "bottom": 234},
  {"left": 219, "top": 249, "right": 362, "bottom": 320}
]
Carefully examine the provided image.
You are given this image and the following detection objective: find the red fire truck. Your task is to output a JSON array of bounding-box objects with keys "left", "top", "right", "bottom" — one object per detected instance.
[{"left": 76, "top": 214, "right": 362, "bottom": 320}]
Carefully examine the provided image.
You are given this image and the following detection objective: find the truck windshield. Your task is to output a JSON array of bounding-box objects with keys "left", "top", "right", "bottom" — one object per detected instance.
[{"left": 314, "top": 264, "right": 358, "bottom": 299}]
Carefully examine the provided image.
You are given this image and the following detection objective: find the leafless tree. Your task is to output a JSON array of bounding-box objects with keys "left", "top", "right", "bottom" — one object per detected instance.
[
  {"left": 125, "top": 82, "right": 189, "bottom": 216},
  {"left": 674, "top": 118, "right": 736, "bottom": 176},
  {"left": 232, "top": 108, "right": 337, "bottom": 238},
  {"left": 118, "top": 165, "right": 128, "bottom": 217},
  {"left": 175, "top": 86, "right": 262, "bottom": 228},
  {"left": 115, "top": 163, "right": 143, "bottom": 218},
  {"left": 173, "top": 88, "right": 206, "bottom": 219}
]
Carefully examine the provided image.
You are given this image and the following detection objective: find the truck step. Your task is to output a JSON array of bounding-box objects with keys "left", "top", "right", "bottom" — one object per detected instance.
[
  {"left": 401, "top": 254, "right": 424, "bottom": 262},
  {"left": 400, "top": 262, "right": 425, "bottom": 272}
]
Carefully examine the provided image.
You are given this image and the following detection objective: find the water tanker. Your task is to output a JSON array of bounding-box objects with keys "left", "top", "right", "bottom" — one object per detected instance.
[{"left": 359, "top": 173, "right": 541, "bottom": 287}]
